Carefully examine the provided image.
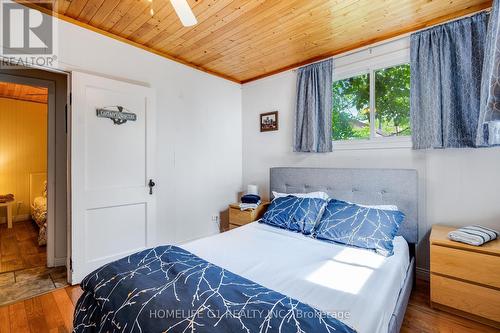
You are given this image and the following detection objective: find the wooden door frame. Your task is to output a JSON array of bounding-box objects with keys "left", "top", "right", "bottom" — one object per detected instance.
[
  {"left": 0, "top": 73, "right": 57, "bottom": 265},
  {"left": 0, "top": 64, "right": 70, "bottom": 281}
]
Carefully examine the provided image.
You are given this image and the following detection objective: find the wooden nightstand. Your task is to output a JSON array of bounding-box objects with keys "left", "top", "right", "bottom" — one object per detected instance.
[
  {"left": 228, "top": 202, "right": 269, "bottom": 230},
  {"left": 430, "top": 225, "right": 500, "bottom": 328}
]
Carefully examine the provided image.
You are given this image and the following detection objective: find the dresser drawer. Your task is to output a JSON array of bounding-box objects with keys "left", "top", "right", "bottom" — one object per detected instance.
[
  {"left": 431, "top": 245, "right": 500, "bottom": 288},
  {"left": 431, "top": 274, "right": 500, "bottom": 322}
]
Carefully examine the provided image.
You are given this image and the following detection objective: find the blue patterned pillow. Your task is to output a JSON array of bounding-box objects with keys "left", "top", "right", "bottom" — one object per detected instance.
[
  {"left": 314, "top": 199, "right": 405, "bottom": 256},
  {"left": 260, "top": 196, "right": 327, "bottom": 234}
]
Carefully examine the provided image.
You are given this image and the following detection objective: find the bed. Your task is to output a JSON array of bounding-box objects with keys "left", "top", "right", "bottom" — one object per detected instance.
[
  {"left": 30, "top": 173, "right": 48, "bottom": 246},
  {"left": 73, "top": 167, "right": 418, "bottom": 333}
]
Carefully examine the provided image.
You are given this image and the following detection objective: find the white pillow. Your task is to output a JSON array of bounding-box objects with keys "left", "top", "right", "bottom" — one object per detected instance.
[
  {"left": 352, "top": 202, "right": 399, "bottom": 211},
  {"left": 272, "top": 191, "right": 329, "bottom": 200}
]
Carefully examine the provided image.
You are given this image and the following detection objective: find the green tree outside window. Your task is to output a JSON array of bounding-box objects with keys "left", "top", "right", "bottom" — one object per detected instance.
[{"left": 332, "top": 64, "right": 410, "bottom": 140}]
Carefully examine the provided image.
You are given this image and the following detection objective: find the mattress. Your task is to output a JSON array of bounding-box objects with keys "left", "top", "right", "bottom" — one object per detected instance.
[{"left": 182, "top": 222, "right": 410, "bottom": 333}]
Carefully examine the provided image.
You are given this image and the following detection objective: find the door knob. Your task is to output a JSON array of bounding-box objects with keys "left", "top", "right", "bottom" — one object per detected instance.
[{"left": 148, "top": 179, "right": 156, "bottom": 195}]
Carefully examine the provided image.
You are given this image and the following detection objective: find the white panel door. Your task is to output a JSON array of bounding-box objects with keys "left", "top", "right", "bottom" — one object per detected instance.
[{"left": 71, "top": 72, "right": 156, "bottom": 284}]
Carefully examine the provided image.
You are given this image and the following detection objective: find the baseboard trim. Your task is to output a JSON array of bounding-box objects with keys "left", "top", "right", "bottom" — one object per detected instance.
[
  {"left": 0, "top": 214, "right": 31, "bottom": 224},
  {"left": 416, "top": 267, "right": 430, "bottom": 281}
]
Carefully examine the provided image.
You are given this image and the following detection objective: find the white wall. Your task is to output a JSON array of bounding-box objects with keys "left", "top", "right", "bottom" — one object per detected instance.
[
  {"left": 242, "top": 55, "right": 500, "bottom": 272},
  {"left": 49, "top": 16, "right": 242, "bottom": 245}
]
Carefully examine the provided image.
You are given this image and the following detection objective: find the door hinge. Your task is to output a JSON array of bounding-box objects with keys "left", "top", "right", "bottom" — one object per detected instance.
[
  {"left": 70, "top": 257, "right": 73, "bottom": 272},
  {"left": 69, "top": 92, "right": 72, "bottom": 105}
]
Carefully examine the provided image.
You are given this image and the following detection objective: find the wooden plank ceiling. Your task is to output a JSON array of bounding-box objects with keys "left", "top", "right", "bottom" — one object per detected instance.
[
  {"left": 0, "top": 83, "right": 48, "bottom": 104},
  {"left": 23, "top": 0, "right": 491, "bottom": 83}
]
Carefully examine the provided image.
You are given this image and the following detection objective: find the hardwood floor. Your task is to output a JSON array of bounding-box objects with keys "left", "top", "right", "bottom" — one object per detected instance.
[
  {"left": 0, "top": 220, "right": 67, "bottom": 307},
  {"left": 0, "top": 278, "right": 497, "bottom": 332},
  {"left": 0, "top": 285, "right": 82, "bottom": 333},
  {"left": 0, "top": 220, "right": 46, "bottom": 273}
]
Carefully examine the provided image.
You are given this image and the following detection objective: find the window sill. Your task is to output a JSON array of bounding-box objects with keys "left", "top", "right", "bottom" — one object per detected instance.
[{"left": 332, "top": 137, "right": 412, "bottom": 150}]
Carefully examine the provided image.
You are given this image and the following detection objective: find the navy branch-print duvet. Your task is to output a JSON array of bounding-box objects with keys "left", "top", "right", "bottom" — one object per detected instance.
[{"left": 73, "top": 245, "right": 355, "bottom": 333}]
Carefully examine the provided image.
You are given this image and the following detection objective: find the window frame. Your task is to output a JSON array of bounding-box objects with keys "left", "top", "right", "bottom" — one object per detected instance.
[{"left": 332, "top": 46, "right": 411, "bottom": 150}]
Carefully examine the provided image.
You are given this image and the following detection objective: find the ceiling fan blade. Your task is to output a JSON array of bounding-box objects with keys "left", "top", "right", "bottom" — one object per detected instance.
[{"left": 170, "top": 0, "right": 197, "bottom": 27}]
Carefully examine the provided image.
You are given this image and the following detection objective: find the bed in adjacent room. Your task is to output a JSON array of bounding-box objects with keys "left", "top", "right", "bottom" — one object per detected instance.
[
  {"left": 30, "top": 173, "right": 48, "bottom": 246},
  {"left": 73, "top": 168, "right": 418, "bottom": 333}
]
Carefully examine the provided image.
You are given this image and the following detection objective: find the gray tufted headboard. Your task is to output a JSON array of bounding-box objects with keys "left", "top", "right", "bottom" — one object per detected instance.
[{"left": 270, "top": 167, "right": 418, "bottom": 244}]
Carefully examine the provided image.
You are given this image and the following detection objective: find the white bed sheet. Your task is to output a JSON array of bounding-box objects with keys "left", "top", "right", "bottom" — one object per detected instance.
[{"left": 181, "top": 222, "right": 410, "bottom": 333}]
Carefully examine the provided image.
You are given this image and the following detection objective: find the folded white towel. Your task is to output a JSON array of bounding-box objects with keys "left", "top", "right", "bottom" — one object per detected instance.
[
  {"left": 239, "top": 201, "right": 261, "bottom": 211},
  {"left": 448, "top": 225, "right": 498, "bottom": 246}
]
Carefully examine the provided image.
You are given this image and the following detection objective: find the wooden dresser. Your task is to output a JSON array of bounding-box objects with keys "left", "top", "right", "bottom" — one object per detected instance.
[
  {"left": 228, "top": 202, "right": 269, "bottom": 230},
  {"left": 430, "top": 225, "right": 500, "bottom": 328}
]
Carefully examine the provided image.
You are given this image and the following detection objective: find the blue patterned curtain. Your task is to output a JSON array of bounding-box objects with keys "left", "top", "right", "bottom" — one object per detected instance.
[
  {"left": 477, "top": 0, "right": 500, "bottom": 146},
  {"left": 410, "top": 13, "right": 489, "bottom": 149},
  {"left": 294, "top": 59, "right": 333, "bottom": 153}
]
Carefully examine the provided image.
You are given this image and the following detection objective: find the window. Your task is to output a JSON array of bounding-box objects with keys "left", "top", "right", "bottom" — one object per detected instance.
[{"left": 332, "top": 63, "right": 411, "bottom": 144}]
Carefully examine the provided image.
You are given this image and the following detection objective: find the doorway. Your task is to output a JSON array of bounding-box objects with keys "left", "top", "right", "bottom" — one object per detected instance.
[{"left": 0, "top": 69, "right": 69, "bottom": 306}]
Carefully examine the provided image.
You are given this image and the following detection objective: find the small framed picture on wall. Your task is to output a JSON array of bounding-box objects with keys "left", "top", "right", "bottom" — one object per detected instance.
[{"left": 260, "top": 111, "right": 279, "bottom": 132}]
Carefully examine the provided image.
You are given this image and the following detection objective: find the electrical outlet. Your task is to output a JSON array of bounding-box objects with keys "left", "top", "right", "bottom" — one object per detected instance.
[{"left": 211, "top": 215, "right": 219, "bottom": 223}]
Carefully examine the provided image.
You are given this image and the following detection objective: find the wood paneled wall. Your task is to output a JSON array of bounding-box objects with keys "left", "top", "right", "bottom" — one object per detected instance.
[{"left": 0, "top": 97, "right": 47, "bottom": 220}]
